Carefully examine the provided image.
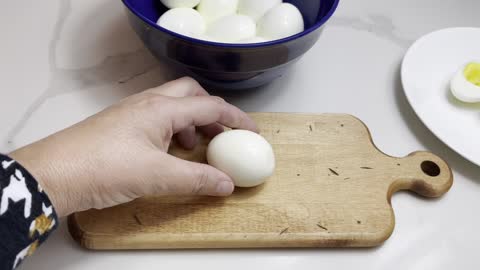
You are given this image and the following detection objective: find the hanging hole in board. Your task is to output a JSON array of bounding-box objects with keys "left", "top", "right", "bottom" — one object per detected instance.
[{"left": 421, "top": 161, "right": 441, "bottom": 177}]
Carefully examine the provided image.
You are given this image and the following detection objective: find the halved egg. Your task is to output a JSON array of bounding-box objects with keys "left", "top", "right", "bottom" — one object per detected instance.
[{"left": 451, "top": 62, "right": 480, "bottom": 103}]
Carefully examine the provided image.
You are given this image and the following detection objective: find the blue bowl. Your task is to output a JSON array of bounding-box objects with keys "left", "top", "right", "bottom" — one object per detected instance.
[{"left": 122, "top": 0, "right": 339, "bottom": 90}]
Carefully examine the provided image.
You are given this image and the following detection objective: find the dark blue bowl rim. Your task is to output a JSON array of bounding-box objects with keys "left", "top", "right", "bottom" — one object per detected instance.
[{"left": 122, "top": 0, "right": 340, "bottom": 48}]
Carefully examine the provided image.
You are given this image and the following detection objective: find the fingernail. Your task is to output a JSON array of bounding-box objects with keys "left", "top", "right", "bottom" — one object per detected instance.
[{"left": 216, "top": 181, "right": 234, "bottom": 195}]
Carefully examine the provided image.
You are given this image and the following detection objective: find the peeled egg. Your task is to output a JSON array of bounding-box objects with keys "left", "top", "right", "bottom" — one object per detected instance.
[
  {"left": 206, "top": 15, "right": 256, "bottom": 43},
  {"left": 160, "top": 0, "right": 201, "bottom": 9},
  {"left": 451, "top": 62, "right": 480, "bottom": 103},
  {"left": 238, "top": 36, "right": 268, "bottom": 44},
  {"left": 238, "top": 0, "right": 282, "bottom": 21},
  {"left": 257, "top": 3, "right": 305, "bottom": 41},
  {"left": 157, "top": 8, "right": 206, "bottom": 38},
  {"left": 207, "top": 130, "right": 275, "bottom": 188},
  {"left": 195, "top": 34, "right": 217, "bottom": 42},
  {"left": 197, "top": 0, "right": 239, "bottom": 24}
]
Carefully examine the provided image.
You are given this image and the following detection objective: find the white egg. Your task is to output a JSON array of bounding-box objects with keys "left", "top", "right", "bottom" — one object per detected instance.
[
  {"left": 197, "top": 0, "right": 239, "bottom": 24},
  {"left": 157, "top": 8, "right": 206, "bottom": 38},
  {"left": 238, "top": 36, "right": 268, "bottom": 44},
  {"left": 160, "top": 0, "right": 201, "bottom": 9},
  {"left": 194, "top": 34, "right": 218, "bottom": 42},
  {"left": 257, "top": 3, "right": 305, "bottom": 41},
  {"left": 207, "top": 130, "right": 275, "bottom": 188},
  {"left": 238, "top": 0, "right": 282, "bottom": 21},
  {"left": 206, "top": 15, "right": 256, "bottom": 43},
  {"left": 451, "top": 62, "right": 480, "bottom": 103}
]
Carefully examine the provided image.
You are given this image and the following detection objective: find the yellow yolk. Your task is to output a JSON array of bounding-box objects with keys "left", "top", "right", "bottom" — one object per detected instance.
[{"left": 463, "top": 62, "right": 480, "bottom": 87}]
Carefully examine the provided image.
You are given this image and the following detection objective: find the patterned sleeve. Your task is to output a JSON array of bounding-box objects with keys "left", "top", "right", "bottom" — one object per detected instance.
[{"left": 0, "top": 154, "right": 58, "bottom": 270}]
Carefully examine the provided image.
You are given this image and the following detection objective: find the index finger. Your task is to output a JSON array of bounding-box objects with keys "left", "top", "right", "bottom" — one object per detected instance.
[{"left": 167, "top": 96, "right": 258, "bottom": 133}]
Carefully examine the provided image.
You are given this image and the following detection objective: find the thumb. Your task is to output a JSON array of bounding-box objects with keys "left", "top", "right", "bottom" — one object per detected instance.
[{"left": 160, "top": 156, "right": 235, "bottom": 196}]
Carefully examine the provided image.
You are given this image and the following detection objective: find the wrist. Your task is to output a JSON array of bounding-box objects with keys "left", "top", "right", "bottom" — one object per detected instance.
[{"left": 9, "top": 147, "right": 69, "bottom": 217}]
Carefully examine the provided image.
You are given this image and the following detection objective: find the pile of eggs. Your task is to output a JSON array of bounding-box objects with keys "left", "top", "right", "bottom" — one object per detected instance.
[{"left": 157, "top": 0, "right": 305, "bottom": 44}]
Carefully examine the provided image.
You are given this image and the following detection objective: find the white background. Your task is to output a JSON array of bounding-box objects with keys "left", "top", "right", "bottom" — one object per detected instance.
[{"left": 0, "top": 0, "right": 479, "bottom": 269}]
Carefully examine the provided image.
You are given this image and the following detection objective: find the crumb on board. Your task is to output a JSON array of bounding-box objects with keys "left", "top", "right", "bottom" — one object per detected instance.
[
  {"left": 357, "top": 220, "right": 362, "bottom": 224},
  {"left": 361, "top": 167, "right": 373, "bottom": 170},
  {"left": 133, "top": 214, "right": 142, "bottom": 225},
  {"left": 309, "top": 125, "right": 313, "bottom": 132},
  {"left": 279, "top": 227, "right": 289, "bottom": 235},
  {"left": 297, "top": 174, "right": 301, "bottom": 176},
  {"left": 316, "top": 223, "right": 328, "bottom": 231},
  {"left": 344, "top": 177, "right": 350, "bottom": 180},
  {"left": 329, "top": 168, "right": 339, "bottom": 176},
  {"left": 276, "top": 130, "right": 280, "bottom": 134}
]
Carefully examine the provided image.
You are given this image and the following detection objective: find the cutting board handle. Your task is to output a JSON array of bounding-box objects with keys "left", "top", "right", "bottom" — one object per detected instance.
[{"left": 388, "top": 151, "right": 453, "bottom": 199}]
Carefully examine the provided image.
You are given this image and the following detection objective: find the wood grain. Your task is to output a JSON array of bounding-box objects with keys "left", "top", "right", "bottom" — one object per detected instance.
[{"left": 69, "top": 113, "right": 453, "bottom": 249}]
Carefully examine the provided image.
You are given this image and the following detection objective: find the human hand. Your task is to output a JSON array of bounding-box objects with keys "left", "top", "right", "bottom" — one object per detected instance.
[{"left": 9, "top": 77, "right": 257, "bottom": 217}]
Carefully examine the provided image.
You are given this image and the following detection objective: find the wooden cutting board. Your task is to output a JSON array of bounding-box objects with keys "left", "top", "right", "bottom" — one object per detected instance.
[{"left": 69, "top": 113, "right": 453, "bottom": 249}]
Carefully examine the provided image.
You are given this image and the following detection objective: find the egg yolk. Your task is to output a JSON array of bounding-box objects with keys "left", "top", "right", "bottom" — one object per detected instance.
[{"left": 464, "top": 62, "right": 480, "bottom": 87}]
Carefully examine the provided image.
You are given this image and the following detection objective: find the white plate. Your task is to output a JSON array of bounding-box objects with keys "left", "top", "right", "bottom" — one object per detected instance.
[{"left": 401, "top": 27, "right": 480, "bottom": 166}]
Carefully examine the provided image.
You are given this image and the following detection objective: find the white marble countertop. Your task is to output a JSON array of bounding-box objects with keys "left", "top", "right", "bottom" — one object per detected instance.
[{"left": 1, "top": 0, "right": 479, "bottom": 269}]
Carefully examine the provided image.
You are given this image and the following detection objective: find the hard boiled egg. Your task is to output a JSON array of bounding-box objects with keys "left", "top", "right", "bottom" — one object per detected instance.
[
  {"left": 157, "top": 8, "right": 206, "bottom": 38},
  {"left": 451, "top": 62, "right": 480, "bottom": 103},
  {"left": 206, "top": 14, "right": 256, "bottom": 43},
  {"left": 197, "top": 0, "right": 239, "bottom": 24},
  {"left": 195, "top": 34, "right": 217, "bottom": 42},
  {"left": 238, "top": 0, "right": 282, "bottom": 21},
  {"left": 257, "top": 3, "right": 304, "bottom": 41},
  {"left": 160, "top": 0, "right": 201, "bottom": 9},
  {"left": 238, "top": 36, "right": 268, "bottom": 44},
  {"left": 207, "top": 130, "right": 275, "bottom": 188}
]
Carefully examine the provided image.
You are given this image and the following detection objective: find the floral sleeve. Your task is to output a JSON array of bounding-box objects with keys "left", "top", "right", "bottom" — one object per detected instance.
[{"left": 0, "top": 154, "right": 58, "bottom": 270}]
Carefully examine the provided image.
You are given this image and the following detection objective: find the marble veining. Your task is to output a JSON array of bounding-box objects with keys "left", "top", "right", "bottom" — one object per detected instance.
[
  {"left": 329, "top": 15, "right": 413, "bottom": 48},
  {"left": 5, "top": 0, "right": 160, "bottom": 147}
]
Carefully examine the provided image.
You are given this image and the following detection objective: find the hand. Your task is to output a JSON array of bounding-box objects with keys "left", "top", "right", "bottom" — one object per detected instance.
[{"left": 9, "top": 77, "right": 257, "bottom": 217}]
